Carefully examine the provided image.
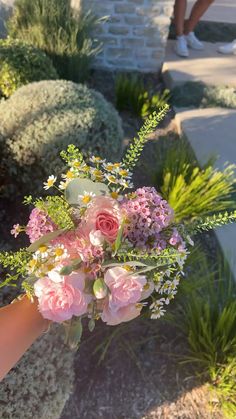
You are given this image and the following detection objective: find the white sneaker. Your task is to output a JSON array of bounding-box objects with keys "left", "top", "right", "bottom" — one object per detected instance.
[
  {"left": 185, "top": 32, "right": 204, "bottom": 50},
  {"left": 218, "top": 40, "right": 236, "bottom": 55},
  {"left": 175, "top": 36, "right": 189, "bottom": 57}
]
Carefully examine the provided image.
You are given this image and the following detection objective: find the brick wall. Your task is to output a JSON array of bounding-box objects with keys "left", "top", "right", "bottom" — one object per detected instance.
[
  {"left": 1, "top": 0, "right": 174, "bottom": 73},
  {"left": 79, "top": 0, "right": 175, "bottom": 73}
]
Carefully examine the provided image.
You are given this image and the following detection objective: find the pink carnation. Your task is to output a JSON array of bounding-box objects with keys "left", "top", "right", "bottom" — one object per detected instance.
[
  {"left": 55, "top": 226, "right": 104, "bottom": 263},
  {"left": 26, "top": 208, "right": 57, "bottom": 243},
  {"left": 101, "top": 302, "right": 142, "bottom": 326},
  {"left": 101, "top": 267, "right": 148, "bottom": 325},
  {"left": 34, "top": 270, "right": 91, "bottom": 322},
  {"left": 84, "top": 196, "right": 122, "bottom": 243}
]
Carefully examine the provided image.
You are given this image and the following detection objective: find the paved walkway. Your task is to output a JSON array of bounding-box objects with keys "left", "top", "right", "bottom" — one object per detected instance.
[
  {"left": 163, "top": 41, "right": 236, "bottom": 89},
  {"left": 163, "top": 5, "right": 236, "bottom": 278}
]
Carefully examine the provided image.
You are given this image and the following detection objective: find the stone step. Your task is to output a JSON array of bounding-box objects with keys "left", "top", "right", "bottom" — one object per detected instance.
[
  {"left": 175, "top": 107, "right": 236, "bottom": 279},
  {"left": 163, "top": 40, "right": 236, "bottom": 90}
]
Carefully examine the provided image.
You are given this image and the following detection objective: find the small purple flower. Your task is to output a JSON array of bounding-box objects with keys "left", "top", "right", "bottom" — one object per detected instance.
[{"left": 122, "top": 187, "right": 174, "bottom": 251}]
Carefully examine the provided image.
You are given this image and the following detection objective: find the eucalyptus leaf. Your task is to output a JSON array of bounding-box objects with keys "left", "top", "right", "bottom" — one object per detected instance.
[
  {"left": 27, "top": 229, "right": 66, "bottom": 252},
  {"left": 65, "top": 178, "right": 109, "bottom": 205}
]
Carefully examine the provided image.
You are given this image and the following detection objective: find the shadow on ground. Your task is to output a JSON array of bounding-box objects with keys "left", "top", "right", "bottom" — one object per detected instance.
[{"left": 60, "top": 319, "right": 220, "bottom": 419}]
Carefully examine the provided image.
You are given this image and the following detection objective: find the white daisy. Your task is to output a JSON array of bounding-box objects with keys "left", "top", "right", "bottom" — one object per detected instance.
[
  {"left": 78, "top": 191, "right": 96, "bottom": 206},
  {"left": 43, "top": 175, "right": 57, "bottom": 190}
]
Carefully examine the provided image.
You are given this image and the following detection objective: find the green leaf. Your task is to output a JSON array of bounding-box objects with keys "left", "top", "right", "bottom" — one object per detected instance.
[
  {"left": 102, "top": 261, "right": 148, "bottom": 269},
  {"left": 59, "top": 258, "right": 81, "bottom": 276},
  {"left": 64, "top": 317, "right": 83, "bottom": 350},
  {"left": 93, "top": 278, "right": 108, "bottom": 299},
  {"left": 113, "top": 221, "right": 125, "bottom": 255},
  {"left": 88, "top": 318, "right": 96, "bottom": 332},
  {"left": 27, "top": 229, "right": 66, "bottom": 252},
  {"left": 65, "top": 178, "right": 109, "bottom": 205}
]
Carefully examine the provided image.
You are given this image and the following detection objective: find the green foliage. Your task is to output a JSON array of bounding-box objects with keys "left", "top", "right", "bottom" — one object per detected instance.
[
  {"left": 210, "top": 359, "right": 236, "bottom": 418},
  {"left": 0, "top": 80, "right": 123, "bottom": 196},
  {"left": 183, "top": 211, "right": 236, "bottom": 236},
  {"left": 0, "top": 38, "right": 58, "bottom": 98},
  {"left": 172, "top": 81, "right": 236, "bottom": 109},
  {"left": 60, "top": 144, "right": 85, "bottom": 167},
  {"left": 0, "top": 249, "right": 31, "bottom": 288},
  {"left": 34, "top": 196, "right": 74, "bottom": 230},
  {"left": 115, "top": 72, "right": 170, "bottom": 118},
  {"left": 7, "top": 0, "right": 102, "bottom": 82},
  {"left": 174, "top": 255, "right": 236, "bottom": 415},
  {"left": 122, "top": 105, "right": 169, "bottom": 171},
  {"left": 154, "top": 138, "right": 236, "bottom": 222},
  {"left": 162, "top": 165, "right": 236, "bottom": 222}
]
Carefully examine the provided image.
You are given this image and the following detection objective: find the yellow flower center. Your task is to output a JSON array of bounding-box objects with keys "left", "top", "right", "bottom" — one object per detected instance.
[
  {"left": 66, "top": 170, "right": 74, "bottom": 179},
  {"left": 55, "top": 248, "right": 64, "bottom": 257},
  {"left": 110, "top": 191, "right": 119, "bottom": 199},
  {"left": 106, "top": 164, "right": 114, "bottom": 171},
  {"left": 120, "top": 169, "right": 129, "bottom": 177},
  {"left": 39, "top": 245, "right": 48, "bottom": 253},
  {"left": 107, "top": 175, "right": 116, "bottom": 183},
  {"left": 29, "top": 259, "right": 37, "bottom": 268},
  {"left": 47, "top": 179, "right": 54, "bottom": 187},
  {"left": 82, "top": 195, "right": 92, "bottom": 204}
]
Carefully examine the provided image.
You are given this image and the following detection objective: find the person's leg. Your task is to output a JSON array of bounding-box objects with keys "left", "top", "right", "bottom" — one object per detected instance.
[
  {"left": 185, "top": 0, "right": 214, "bottom": 34},
  {"left": 174, "top": 0, "right": 187, "bottom": 36},
  {"left": 174, "top": 0, "right": 189, "bottom": 57}
]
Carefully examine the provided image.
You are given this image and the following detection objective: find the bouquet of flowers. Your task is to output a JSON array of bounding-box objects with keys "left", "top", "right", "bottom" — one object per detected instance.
[{"left": 1, "top": 107, "right": 235, "bottom": 348}]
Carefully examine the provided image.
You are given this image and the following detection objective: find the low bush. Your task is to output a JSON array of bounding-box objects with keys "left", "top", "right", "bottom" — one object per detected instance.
[
  {"left": 0, "top": 38, "right": 58, "bottom": 97},
  {"left": 115, "top": 73, "right": 170, "bottom": 118},
  {"left": 7, "top": 0, "right": 102, "bottom": 82},
  {"left": 0, "top": 326, "right": 74, "bottom": 419},
  {"left": 0, "top": 80, "right": 123, "bottom": 196}
]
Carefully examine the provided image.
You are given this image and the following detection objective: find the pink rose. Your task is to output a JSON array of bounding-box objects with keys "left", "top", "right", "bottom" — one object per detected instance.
[
  {"left": 34, "top": 270, "right": 91, "bottom": 322},
  {"left": 84, "top": 196, "right": 121, "bottom": 243}
]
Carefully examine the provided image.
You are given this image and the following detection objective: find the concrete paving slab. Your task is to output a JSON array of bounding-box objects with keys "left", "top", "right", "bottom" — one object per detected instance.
[
  {"left": 175, "top": 107, "right": 236, "bottom": 167},
  {"left": 175, "top": 107, "right": 236, "bottom": 279},
  {"left": 163, "top": 40, "right": 236, "bottom": 89},
  {"left": 187, "top": 0, "right": 236, "bottom": 24}
]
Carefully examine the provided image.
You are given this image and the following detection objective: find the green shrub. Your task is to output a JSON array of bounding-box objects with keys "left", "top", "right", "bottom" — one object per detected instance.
[
  {"left": 152, "top": 138, "right": 236, "bottom": 222},
  {"left": 115, "top": 73, "right": 170, "bottom": 118},
  {"left": 0, "top": 326, "right": 74, "bottom": 419},
  {"left": 0, "top": 38, "right": 58, "bottom": 98},
  {"left": 7, "top": 0, "right": 102, "bottom": 82},
  {"left": 0, "top": 80, "right": 123, "bottom": 196}
]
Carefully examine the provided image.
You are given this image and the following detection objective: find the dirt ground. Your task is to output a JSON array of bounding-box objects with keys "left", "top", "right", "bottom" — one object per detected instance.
[{"left": 60, "top": 319, "right": 221, "bottom": 419}]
